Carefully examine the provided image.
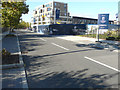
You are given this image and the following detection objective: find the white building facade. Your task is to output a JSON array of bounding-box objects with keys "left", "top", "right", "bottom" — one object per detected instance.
[
  {"left": 31, "top": 1, "right": 72, "bottom": 31},
  {"left": 118, "top": 1, "right": 120, "bottom": 24}
]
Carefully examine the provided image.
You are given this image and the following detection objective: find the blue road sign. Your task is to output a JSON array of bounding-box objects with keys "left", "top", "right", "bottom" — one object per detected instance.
[
  {"left": 56, "top": 9, "right": 60, "bottom": 20},
  {"left": 98, "top": 14, "right": 109, "bottom": 29},
  {"left": 99, "top": 25, "right": 108, "bottom": 29}
]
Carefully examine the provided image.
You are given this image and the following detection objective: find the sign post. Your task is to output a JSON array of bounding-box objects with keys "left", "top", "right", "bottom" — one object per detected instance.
[{"left": 97, "top": 14, "right": 109, "bottom": 42}]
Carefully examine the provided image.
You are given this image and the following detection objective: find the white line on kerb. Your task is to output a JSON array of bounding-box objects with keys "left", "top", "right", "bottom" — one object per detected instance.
[
  {"left": 40, "top": 38, "right": 46, "bottom": 41},
  {"left": 52, "top": 43, "right": 69, "bottom": 51},
  {"left": 16, "top": 33, "right": 28, "bottom": 88},
  {"left": 84, "top": 56, "right": 120, "bottom": 72}
]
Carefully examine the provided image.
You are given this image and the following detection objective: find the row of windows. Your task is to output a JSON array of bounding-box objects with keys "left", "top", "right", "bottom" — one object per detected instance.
[
  {"left": 37, "top": 3, "right": 52, "bottom": 10},
  {"left": 54, "top": 2, "right": 67, "bottom": 8},
  {"left": 73, "top": 19, "right": 114, "bottom": 24},
  {"left": 73, "top": 19, "right": 97, "bottom": 24},
  {"left": 35, "top": 8, "right": 52, "bottom": 14},
  {"left": 45, "top": 3, "right": 52, "bottom": 7}
]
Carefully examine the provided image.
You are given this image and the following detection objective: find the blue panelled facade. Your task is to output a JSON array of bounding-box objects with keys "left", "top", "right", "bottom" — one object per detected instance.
[{"left": 36, "top": 24, "right": 86, "bottom": 35}]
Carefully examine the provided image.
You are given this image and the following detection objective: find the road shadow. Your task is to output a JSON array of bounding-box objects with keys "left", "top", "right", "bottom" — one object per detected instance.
[
  {"left": 18, "top": 34, "right": 45, "bottom": 54},
  {"left": 22, "top": 55, "right": 120, "bottom": 88},
  {"left": 76, "top": 43, "right": 120, "bottom": 51},
  {"left": 76, "top": 43, "right": 104, "bottom": 50},
  {"left": 18, "top": 30, "right": 120, "bottom": 88},
  {"left": 2, "top": 68, "right": 26, "bottom": 88}
]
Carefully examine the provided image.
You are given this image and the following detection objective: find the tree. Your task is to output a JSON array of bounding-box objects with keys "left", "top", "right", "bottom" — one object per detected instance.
[
  {"left": 17, "top": 20, "right": 30, "bottom": 29},
  {"left": 1, "top": 1, "right": 29, "bottom": 31}
]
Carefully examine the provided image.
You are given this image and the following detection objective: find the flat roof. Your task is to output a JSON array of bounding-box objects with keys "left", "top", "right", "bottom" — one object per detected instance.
[
  {"left": 72, "top": 16, "right": 114, "bottom": 22},
  {"left": 73, "top": 16, "right": 97, "bottom": 20}
]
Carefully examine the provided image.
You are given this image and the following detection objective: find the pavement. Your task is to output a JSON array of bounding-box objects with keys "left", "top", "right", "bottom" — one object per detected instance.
[
  {"left": 18, "top": 29, "right": 119, "bottom": 89},
  {"left": 57, "top": 35, "right": 120, "bottom": 52},
  {"left": 1, "top": 31, "right": 28, "bottom": 89}
]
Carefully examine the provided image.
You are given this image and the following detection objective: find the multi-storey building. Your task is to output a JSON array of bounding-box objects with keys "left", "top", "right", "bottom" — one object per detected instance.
[
  {"left": 118, "top": 1, "right": 120, "bottom": 23},
  {"left": 31, "top": 1, "right": 72, "bottom": 30},
  {"left": 0, "top": 2, "right": 2, "bottom": 31}
]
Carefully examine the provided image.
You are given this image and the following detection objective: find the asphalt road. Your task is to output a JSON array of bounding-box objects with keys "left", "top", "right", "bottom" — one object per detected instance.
[{"left": 18, "top": 29, "right": 119, "bottom": 88}]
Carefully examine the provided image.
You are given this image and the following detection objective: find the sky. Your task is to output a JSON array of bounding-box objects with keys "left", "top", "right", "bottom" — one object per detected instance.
[{"left": 21, "top": 0, "right": 119, "bottom": 22}]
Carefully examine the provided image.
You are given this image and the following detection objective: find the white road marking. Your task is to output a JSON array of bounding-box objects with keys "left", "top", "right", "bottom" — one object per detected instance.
[
  {"left": 40, "top": 38, "right": 47, "bottom": 41},
  {"left": 52, "top": 43, "right": 69, "bottom": 51},
  {"left": 113, "top": 50, "right": 119, "bottom": 53},
  {"left": 84, "top": 56, "right": 120, "bottom": 72}
]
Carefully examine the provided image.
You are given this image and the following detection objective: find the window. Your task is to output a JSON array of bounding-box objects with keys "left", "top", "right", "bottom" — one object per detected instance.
[
  {"left": 64, "top": 4, "right": 67, "bottom": 8},
  {"left": 40, "top": 9, "right": 42, "bottom": 13},
  {"left": 64, "top": 9, "right": 66, "bottom": 12},
  {"left": 54, "top": 3, "right": 57, "bottom": 6},
  {"left": 46, "top": 4, "right": 50, "bottom": 7},
  {"left": 47, "top": 8, "right": 51, "bottom": 11},
  {"left": 38, "top": 17, "right": 41, "bottom": 21},
  {"left": 64, "top": 13, "right": 67, "bottom": 16},
  {"left": 35, "top": 11, "right": 37, "bottom": 14}
]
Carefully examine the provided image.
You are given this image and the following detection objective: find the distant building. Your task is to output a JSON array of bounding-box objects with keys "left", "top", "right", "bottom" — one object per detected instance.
[
  {"left": 0, "top": 2, "right": 2, "bottom": 30},
  {"left": 72, "top": 16, "right": 114, "bottom": 25},
  {"left": 118, "top": 1, "right": 120, "bottom": 24},
  {"left": 31, "top": 1, "right": 72, "bottom": 29},
  {"left": 31, "top": 1, "right": 116, "bottom": 35}
]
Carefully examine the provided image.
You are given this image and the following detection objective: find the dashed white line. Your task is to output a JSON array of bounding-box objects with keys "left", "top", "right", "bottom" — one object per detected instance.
[
  {"left": 40, "top": 38, "right": 47, "bottom": 41},
  {"left": 84, "top": 56, "right": 120, "bottom": 72},
  {"left": 52, "top": 43, "right": 69, "bottom": 51}
]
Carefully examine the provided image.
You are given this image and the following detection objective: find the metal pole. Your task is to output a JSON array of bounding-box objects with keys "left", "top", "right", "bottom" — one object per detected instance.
[
  {"left": 54, "top": 8, "right": 56, "bottom": 24},
  {"left": 96, "top": 25, "right": 99, "bottom": 42},
  {"left": 98, "top": 25, "right": 99, "bottom": 41}
]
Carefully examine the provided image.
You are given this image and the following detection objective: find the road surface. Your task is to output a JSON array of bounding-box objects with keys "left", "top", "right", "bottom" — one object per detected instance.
[{"left": 18, "top": 29, "right": 119, "bottom": 88}]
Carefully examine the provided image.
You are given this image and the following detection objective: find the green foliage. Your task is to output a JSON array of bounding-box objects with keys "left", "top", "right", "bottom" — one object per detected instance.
[
  {"left": 17, "top": 20, "right": 30, "bottom": 28},
  {"left": 1, "top": 48, "right": 11, "bottom": 57},
  {"left": 79, "top": 30, "right": 120, "bottom": 41},
  {"left": 5, "top": 34, "right": 16, "bottom": 37},
  {"left": 1, "top": 1, "right": 29, "bottom": 31}
]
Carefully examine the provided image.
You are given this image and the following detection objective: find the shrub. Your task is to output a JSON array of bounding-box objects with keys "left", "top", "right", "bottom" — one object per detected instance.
[
  {"left": 115, "top": 36, "right": 120, "bottom": 41},
  {"left": 106, "top": 37, "right": 115, "bottom": 41},
  {"left": 1, "top": 48, "right": 11, "bottom": 57},
  {"left": 5, "top": 34, "right": 16, "bottom": 37}
]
